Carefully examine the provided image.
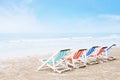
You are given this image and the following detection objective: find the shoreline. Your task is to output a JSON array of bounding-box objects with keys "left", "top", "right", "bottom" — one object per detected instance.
[{"left": 0, "top": 36, "right": 120, "bottom": 61}]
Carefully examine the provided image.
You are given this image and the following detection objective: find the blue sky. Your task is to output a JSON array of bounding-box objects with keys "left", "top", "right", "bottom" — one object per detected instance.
[{"left": 0, "top": 0, "right": 120, "bottom": 34}]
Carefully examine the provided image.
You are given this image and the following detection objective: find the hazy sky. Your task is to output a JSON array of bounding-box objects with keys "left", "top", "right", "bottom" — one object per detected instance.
[{"left": 0, "top": 0, "right": 120, "bottom": 33}]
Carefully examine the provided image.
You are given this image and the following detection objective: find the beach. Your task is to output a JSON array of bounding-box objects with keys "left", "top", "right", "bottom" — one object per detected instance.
[
  {"left": 1, "top": 0, "right": 120, "bottom": 80},
  {"left": 0, "top": 47, "right": 120, "bottom": 80}
]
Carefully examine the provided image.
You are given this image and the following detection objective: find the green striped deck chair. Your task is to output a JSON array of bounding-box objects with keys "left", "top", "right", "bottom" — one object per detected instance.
[{"left": 38, "top": 49, "right": 71, "bottom": 73}]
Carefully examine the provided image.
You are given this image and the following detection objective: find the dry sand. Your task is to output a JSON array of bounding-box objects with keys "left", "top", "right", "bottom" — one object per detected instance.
[{"left": 0, "top": 47, "right": 120, "bottom": 80}]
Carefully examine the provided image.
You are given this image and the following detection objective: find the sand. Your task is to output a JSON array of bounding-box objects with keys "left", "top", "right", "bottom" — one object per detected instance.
[{"left": 0, "top": 47, "right": 120, "bottom": 80}]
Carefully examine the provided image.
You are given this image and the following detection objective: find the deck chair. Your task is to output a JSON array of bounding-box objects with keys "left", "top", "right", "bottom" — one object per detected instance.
[
  {"left": 37, "top": 49, "right": 71, "bottom": 73},
  {"left": 66, "top": 49, "right": 87, "bottom": 68},
  {"left": 87, "top": 46, "right": 108, "bottom": 64},
  {"left": 102, "top": 44, "right": 116, "bottom": 61},
  {"left": 84, "top": 46, "right": 99, "bottom": 64},
  {"left": 97, "top": 47, "right": 108, "bottom": 56}
]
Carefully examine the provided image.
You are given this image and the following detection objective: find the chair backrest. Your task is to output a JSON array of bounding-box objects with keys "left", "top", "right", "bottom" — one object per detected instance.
[
  {"left": 54, "top": 49, "right": 70, "bottom": 62},
  {"left": 97, "top": 47, "right": 107, "bottom": 56},
  {"left": 86, "top": 46, "right": 99, "bottom": 57},
  {"left": 73, "top": 49, "right": 87, "bottom": 59}
]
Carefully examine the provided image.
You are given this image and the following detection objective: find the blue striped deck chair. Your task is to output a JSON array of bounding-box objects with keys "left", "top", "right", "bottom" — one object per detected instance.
[
  {"left": 86, "top": 46, "right": 99, "bottom": 57},
  {"left": 102, "top": 44, "right": 116, "bottom": 61},
  {"left": 83, "top": 46, "right": 99, "bottom": 64},
  {"left": 37, "top": 49, "right": 71, "bottom": 73},
  {"left": 87, "top": 46, "right": 108, "bottom": 64},
  {"left": 104, "top": 44, "right": 116, "bottom": 52}
]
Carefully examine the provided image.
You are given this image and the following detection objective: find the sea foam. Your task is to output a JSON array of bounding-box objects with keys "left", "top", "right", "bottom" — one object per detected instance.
[{"left": 0, "top": 35, "right": 120, "bottom": 60}]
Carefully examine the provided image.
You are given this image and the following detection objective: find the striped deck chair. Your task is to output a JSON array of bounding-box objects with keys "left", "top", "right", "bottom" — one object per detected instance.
[
  {"left": 87, "top": 46, "right": 108, "bottom": 64},
  {"left": 66, "top": 49, "right": 87, "bottom": 68},
  {"left": 102, "top": 44, "right": 116, "bottom": 61},
  {"left": 37, "top": 49, "right": 71, "bottom": 73},
  {"left": 97, "top": 47, "right": 108, "bottom": 56},
  {"left": 84, "top": 46, "right": 99, "bottom": 64}
]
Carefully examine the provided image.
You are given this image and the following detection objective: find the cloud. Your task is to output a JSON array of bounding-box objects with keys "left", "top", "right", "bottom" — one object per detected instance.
[
  {"left": 98, "top": 14, "right": 120, "bottom": 21},
  {"left": 0, "top": 0, "right": 120, "bottom": 34},
  {"left": 23, "top": 0, "right": 33, "bottom": 4},
  {"left": 63, "top": 14, "right": 120, "bottom": 33},
  {"left": 97, "top": 14, "right": 120, "bottom": 29},
  {"left": 21, "top": 0, "right": 33, "bottom": 4},
  {"left": 0, "top": 14, "right": 41, "bottom": 33},
  {"left": 0, "top": 0, "right": 46, "bottom": 33}
]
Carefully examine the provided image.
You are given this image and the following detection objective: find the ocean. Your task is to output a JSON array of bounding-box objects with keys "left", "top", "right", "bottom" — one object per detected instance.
[{"left": 0, "top": 33, "right": 120, "bottom": 60}]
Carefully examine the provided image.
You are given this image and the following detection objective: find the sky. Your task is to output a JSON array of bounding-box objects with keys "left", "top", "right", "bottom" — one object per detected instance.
[{"left": 0, "top": 0, "right": 120, "bottom": 34}]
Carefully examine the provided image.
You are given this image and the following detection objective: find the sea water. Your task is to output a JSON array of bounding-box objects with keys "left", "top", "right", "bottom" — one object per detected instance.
[{"left": 0, "top": 33, "right": 120, "bottom": 60}]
